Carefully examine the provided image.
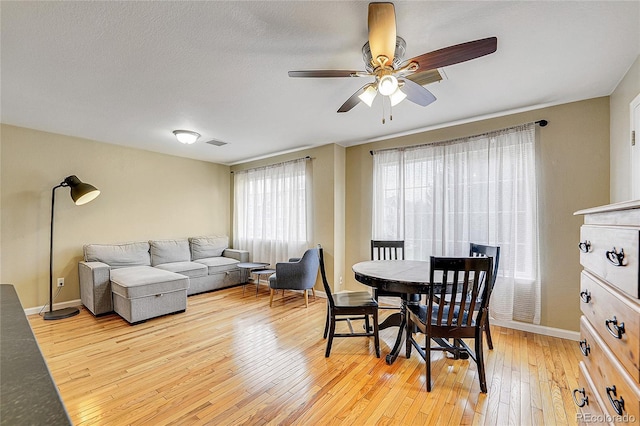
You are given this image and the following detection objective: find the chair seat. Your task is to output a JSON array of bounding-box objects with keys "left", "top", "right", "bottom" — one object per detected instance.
[
  {"left": 334, "top": 291, "right": 377, "bottom": 308},
  {"left": 408, "top": 304, "right": 474, "bottom": 327}
]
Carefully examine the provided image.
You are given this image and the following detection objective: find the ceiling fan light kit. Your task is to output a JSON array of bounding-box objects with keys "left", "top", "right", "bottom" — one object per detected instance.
[
  {"left": 378, "top": 75, "right": 398, "bottom": 96},
  {"left": 358, "top": 85, "right": 378, "bottom": 107},
  {"left": 288, "top": 2, "right": 498, "bottom": 123},
  {"left": 389, "top": 88, "right": 407, "bottom": 106}
]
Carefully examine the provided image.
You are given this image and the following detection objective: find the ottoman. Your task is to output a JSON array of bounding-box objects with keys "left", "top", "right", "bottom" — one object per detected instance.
[{"left": 110, "top": 266, "right": 189, "bottom": 324}]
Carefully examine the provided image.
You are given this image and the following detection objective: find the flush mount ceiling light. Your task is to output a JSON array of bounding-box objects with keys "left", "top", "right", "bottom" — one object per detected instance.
[{"left": 173, "top": 130, "right": 201, "bottom": 145}]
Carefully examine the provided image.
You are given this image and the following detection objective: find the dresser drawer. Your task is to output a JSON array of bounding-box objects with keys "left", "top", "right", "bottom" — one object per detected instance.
[
  {"left": 579, "top": 225, "right": 640, "bottom": 298},
  {"left": 576, "top": 361, "right": 612, "bottom": 425},
  {"left": 580, "top": 272, "right": 640, "bottom": 383},
  {"left": 579, "top": 316, "right": 640, "bottom": 423}
]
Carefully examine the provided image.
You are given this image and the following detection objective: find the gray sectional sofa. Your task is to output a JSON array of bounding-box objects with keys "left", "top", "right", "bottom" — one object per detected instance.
[{"left": 79, "top": 236, "right": 249, "bottom": 323}]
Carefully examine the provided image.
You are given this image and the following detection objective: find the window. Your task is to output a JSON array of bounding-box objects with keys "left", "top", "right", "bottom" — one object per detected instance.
[
  {"left": 373, "top": 124, "right": 540, "bottom": 324},
  {"left": 233, "top": 158, "right": 310, "bottom": 266}
]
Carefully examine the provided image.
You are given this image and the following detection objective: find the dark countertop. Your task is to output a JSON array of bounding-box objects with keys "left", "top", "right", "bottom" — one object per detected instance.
[{"left": 1, "top": 284, "right": 72, "bottom": 425}]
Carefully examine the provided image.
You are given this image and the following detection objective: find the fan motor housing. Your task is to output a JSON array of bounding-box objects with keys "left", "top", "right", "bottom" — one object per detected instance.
[{"left": 362, "top": 36, "right": 406, "bottom": 72}]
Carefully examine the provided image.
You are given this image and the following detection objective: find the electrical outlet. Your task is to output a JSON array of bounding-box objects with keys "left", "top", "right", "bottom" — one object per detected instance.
[
  {"left": 339, "top": 276, "right": 343, "bottom": 285},
  {"left": 57, "top": 278, "right": 64, "bottom": 287}
]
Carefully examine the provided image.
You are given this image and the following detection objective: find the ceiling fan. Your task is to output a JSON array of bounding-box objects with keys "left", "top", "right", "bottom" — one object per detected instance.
[{"left": 288, "top": 2, "right": 497, "bottom": 122}]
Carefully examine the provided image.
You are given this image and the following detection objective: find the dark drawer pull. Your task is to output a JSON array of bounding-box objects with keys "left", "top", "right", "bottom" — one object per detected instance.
[
  {"left": 606, "top": 385, "right": 625, "bottom": 415},
  {"left": 579, "top": 290, "right": 591, "bottom": 303},
  {"left": 572, "top": 387, "right": 588, "bottom": 407},
  {"left": 605, "top": 316, "right": 626, "bottom": 339},
  {"left": 605, "top": 247, "right": 625, "bottom": 266},
  {"left": 578, "top": 241, "right": 591, "bottom": 253},
  {"left": 578, "top": 339, "right": 590, "bottom": 356}
]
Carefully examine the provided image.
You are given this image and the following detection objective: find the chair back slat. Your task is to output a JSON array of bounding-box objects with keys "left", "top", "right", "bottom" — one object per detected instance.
[
  {"left": 469, "top": 243, "right": 500, "bottom": 289},
  {"left": 427, "top": 256, "right": 493, "bottom": 329},
  {"left": 371, "top": 240, "right": 405, "bottom": 261}
]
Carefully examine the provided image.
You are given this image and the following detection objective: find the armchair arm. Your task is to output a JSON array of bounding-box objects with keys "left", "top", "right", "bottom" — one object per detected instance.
[
  {"left": 78, "top": 261, "right": 112, "bottom": 316},
  {"left": 223, "top": 249, "right": 249, "bottom": 263}
]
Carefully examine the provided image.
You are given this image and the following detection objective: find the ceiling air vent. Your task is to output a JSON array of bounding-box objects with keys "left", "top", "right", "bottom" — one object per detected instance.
[{"left": 205, "top": 139, "right": 228, "bottom": 147}]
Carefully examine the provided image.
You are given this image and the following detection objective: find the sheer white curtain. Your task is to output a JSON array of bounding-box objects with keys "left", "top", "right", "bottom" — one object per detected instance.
[
  {"left": 233, "top": 158, "right": 310, "bottom": 266},
  {"left": 373, "top": 123, "right": 540, "bottom": 324}
]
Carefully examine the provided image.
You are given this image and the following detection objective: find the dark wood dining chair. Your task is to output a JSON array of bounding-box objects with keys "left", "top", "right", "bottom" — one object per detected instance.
[
  {"left": 320, "top": 246, "right": 380, "bottom": 358},
  {"left": 469, "top": 243, "right": 500, "bottom": 349},
  {"left": 370, "top": 240, "right": 405, "bottom": 309},
  {"left": 406, "top": 256, "right": 493, "bottom": 392}
]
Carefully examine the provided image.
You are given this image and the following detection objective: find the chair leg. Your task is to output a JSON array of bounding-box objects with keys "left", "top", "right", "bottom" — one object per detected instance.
[
  {"left": 323, "top": 305, "right": 330, "bottom": 338},
  {"left": 476, "top": 330, "right": 488, "bottom": 393},
  {"left": 269, "top": 289, "right": 275, "bottom": 307},
  {"left": 485, "top": 316, "right": 494, "bottom": 350},
  {"left": 425, "top": 334, "right": 432, "bottom": 392},
  {"left": 325, "top": 315, "right": 336, "bottom": 357},
  {"left": 311, "top": 288, "right": 316, "bottom": 299},
  {"left": 304, "top": 289, "right": 309, "bottom": 308},
  {"left": 405, "top": 313, "right": 413, "bottom": 359},
  {"left": 372, "top": 312, "right": 380, "bottom": 358}
]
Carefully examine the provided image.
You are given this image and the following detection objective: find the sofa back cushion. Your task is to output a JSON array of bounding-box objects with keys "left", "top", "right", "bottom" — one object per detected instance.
[
  {"left": 189, "top": 236, "right": 228, "bottom": 260},
  {"left": 149, "top": 239, "right": 191, "bottom": 266},
  {"left": 84, "top": 242, "right": 151, "bottom": 269}
]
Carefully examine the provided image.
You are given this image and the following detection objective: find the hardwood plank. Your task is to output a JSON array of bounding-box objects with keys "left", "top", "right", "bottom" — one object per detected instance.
[{"left": 28, "top": 286, "right": 581, "bottom": 425}]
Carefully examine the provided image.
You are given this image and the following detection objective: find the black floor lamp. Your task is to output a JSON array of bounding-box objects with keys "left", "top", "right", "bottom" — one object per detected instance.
[{"left": 44, "top": 175, "right": 100, "bottom": 320}]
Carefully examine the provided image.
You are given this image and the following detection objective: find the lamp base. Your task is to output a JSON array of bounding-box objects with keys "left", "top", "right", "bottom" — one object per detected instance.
[{"left": 44, "top": 307, "right": 80, "bottom": 320}]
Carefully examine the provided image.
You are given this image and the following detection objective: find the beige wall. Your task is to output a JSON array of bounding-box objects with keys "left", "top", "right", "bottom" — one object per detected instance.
[
  {"left": 610, "top": 55, "right": 640, "bottom": 202},
  {"left": 344, "top": 98, "right": 611, "bottom": 332},
  {"left": 1, "top": 96, "right": 616, "bottom": 333},
  {"left": 1, "top": 124, "right": 230, "bottom": 309},
  {"left": 230, "top": 143, "right": 345, "bottom": 291}
]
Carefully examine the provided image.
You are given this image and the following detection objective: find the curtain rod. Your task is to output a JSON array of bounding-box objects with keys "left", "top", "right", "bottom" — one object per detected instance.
[
  {"left": 230, "top": 156, "right": 311, "bottom": 173},
  {"left": 369, "top": 120, "right": 548, "bottom": 155}
]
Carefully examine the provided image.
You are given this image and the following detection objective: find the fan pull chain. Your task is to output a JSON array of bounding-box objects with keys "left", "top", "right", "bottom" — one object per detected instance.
[{"left": 381, "top": 97, "right": 386, "bottom": 124}]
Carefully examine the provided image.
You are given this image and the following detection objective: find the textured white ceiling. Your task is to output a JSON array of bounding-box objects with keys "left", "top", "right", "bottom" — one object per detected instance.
[{"left": 2, "top": 1, "right": 639, "bottom": 165}]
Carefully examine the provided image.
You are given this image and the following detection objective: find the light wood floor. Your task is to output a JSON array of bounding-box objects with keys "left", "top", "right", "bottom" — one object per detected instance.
[{"left": 29, "top": 284, "right": 582, "bottom": 425}]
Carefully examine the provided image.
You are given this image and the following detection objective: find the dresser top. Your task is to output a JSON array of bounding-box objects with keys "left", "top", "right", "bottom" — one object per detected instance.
[{"left": 574, "top": 199, "right": 640, "bottom": 216}]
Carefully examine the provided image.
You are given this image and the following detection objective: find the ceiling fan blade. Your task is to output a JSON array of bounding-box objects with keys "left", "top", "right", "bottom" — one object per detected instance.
[
  {"left": 337, "top": 85, "right": 370, "bottom": 113},
  {"left": 400, "top": 78, "right": 436, "bottom": 107},
  {"left": 406, "top": 37, "right": 497, "bottom": 72},
  {"left": 288, "top": 70, "right": 362, "bottom": 78},
  {"left": 406, "top": 69, "right": 443, "bottom": 86},
  {"left": 368, "top": 2, "right": 396, "bottom": 67}
]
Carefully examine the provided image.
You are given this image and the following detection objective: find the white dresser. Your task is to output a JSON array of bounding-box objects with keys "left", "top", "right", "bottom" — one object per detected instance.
[{"left": 574, "top": 201, "right": 640, "bottom": 425}]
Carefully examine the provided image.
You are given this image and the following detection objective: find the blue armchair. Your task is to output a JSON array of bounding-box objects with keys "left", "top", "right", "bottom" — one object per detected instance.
[{"left": 268, "top": 247, "right": 319, "bottom": 308}]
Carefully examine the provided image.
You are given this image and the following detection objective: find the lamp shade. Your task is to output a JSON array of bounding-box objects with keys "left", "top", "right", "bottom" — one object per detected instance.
[
  {"left": 358, "top": 85, "right": 378, "bottom": 107},
  {"left": 378, "top": 75, "right": 398, "bottom": 96},
  {"left": 63, "top": 175, "right": 100, "bottom": 205},
  {"left": 389, "top": 88, "right": 407, "bottom": 106}
]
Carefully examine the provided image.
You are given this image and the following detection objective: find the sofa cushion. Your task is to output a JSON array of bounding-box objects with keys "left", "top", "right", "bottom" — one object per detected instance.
[
  {"left": 195, "top": 256, "right": 239, "bottom": 274},
  {"left": 189, "top": 236, "right": 228, "bottom": 260},
  {"left": 155, "top": 261, "right": 208, "bottom": 279},
  {"left": 149, "top": 239, "right": 191, "bottom": 266},
  {"left": 84, "top": 242, "right": 150, "bottom": 269},
  {"left": 110, "top": 266, "right": 189, "bottom": 299}
]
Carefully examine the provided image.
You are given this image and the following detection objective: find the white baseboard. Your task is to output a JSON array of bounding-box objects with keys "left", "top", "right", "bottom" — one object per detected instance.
[
  {"left": 24, "top": 299, "right": 82, "bottom": 316},
  {"left": 490, "top": 318, "right": 580, "bottom": 341}
]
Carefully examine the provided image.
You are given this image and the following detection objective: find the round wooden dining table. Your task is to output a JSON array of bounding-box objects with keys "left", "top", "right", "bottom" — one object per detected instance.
[{"left": 352, "top": 260, "right": 435, "bottom": 365}]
